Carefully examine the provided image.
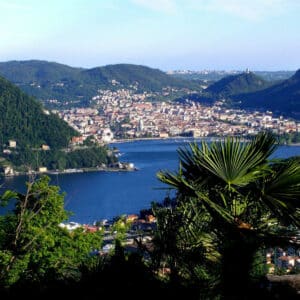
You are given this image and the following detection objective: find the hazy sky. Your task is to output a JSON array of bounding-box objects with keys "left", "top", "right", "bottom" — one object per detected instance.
[{"left": 1, "top": 0, "right": 299, "bottom": 70}]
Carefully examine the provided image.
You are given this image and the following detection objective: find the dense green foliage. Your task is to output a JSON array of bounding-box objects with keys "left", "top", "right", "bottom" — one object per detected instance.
[
  {"left": 277, "top": 132, "right": 300, "bottom": 144},
  {"left": 63, "top": 146, "right": 117, "bottom": 169},
  {"left": 156, "top": 132, "right": 300, "bottom": 298},
  {"left": 0, "top": 135, "right": 300, "bottom": 299},
  {"left": 0, "top": 60, "right": 200, "bottom": 107},
  {"left": 0, "top": 176, "right": 103, "bottom": 288},
  {"left": 0, "top": 177, "right": 179, "bottom": 300},
  {"left": 6, "top": 145, "right": 117, "bottom": 171},
  {"left": 0, "top": 76, "right": 77, "bottom": 149},
  {"left": 0, "top": 77, "right": 116, "bottom": 171},
  {"left": 206, "top": 72, "right": 270, "bottom": 96}
]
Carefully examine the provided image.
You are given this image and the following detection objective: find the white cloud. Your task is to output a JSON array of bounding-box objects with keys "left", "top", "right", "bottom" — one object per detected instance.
[
  {"left": 131, "top": 0, "right": 300, "bottom": 21},
  {"left": 194, "top": 0, "right": 299, "bottom": 21}
]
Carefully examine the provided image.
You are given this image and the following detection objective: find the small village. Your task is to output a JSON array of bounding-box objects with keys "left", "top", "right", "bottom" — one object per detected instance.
[
  {"left": 59, "top": 212, "right": 156, "bottom": 256},
  {"left": 59, "top": 211, "right": 300, "bottom": 276}
]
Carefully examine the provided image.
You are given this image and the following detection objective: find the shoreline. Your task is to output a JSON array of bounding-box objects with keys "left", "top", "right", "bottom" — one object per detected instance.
[
  {"left": 109, "top": 136, "right": 213, "bottom": 145},
  {"left": 2, "top": 166, "right": 138, "bottom": 178},
  {"left": 2, "top": 137, "right": 299, "bottom": 178},
  {"left": 110, "top": 136, "right": 300, "bottom": 146},
  {"left": 109, "top": 137, "right": 173, "bottom": 144}
]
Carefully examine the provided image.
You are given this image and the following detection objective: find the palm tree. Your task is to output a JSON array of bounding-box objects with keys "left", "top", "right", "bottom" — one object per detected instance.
[
  {"left": 150, "top": 198, "right": 219, "bottom": 298},
  {"left": 157, "top": 132, "right": 300, "bottom": 298}
]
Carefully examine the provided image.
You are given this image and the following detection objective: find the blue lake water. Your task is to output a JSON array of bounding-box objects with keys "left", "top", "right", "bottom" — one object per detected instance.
[{"left": 1, "top": 138, "right": 300, "bottom": 224}]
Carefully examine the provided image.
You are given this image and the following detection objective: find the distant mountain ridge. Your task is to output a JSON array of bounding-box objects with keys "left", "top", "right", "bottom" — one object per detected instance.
[
  {"left": 0, "top": 60, "right": 83, "bottom": 83},
  {"left": 82, "top": 64, "right": 196, "bottom": 90},
  {"left": 234, "top": 69, "right": 300, "bottom": 119},
  {"left": 206, "top": 72, "right": 270, "bottom": 96},
  {"left": 169, "top": 70, "right": 294, "bottom": 82},
  {"left": 0, "top": 60, "right": 299, "bottom": 119},
  {"left": 0, "top": 60, "right": 200, "bottom": 107}
]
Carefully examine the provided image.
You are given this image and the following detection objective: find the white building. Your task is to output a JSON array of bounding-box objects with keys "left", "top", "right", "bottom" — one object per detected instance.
[
  {"left": 9, "top": 140, "right": 16, "bottom": 148},
  {"left": 101, "top": 128, "right": 114, "bottom": 143}
]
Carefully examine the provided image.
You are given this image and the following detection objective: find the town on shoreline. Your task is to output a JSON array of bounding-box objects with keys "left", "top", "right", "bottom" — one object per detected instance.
[
  {"left": 2, "top": 85, "right": 299, "bottom": 178},
  {"left": 57, "top": 87, "right": 300, "bottom": 144}
]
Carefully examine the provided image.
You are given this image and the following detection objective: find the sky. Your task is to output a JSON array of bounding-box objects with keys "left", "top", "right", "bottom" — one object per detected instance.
[{"left": 0, "top": 0, "right": 299, "bottom": 71}]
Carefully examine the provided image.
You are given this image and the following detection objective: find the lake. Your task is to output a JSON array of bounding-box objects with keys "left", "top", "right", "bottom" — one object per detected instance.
[{"left": 1, "top": 138, "right": 300, "bottom": 224}]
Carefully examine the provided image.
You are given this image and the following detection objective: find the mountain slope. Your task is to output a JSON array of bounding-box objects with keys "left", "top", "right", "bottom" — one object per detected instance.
[
  {"left": 82, "top": 63, "right": 196, "bottom": 90},
  {"left": 235, "top": 70, "right": 300, "bottom": 119},
  {"left": 0, "top": 60, "right": 83, "bottom": 83},
  {"left": 206, "top": 72, "right": 270, "bottom": 96},
  {"left": 0, "top": 76, "right": 77, "bottom": 149},
  {"left": 0, "top": 60, "right": 200, "bottom": 107}
]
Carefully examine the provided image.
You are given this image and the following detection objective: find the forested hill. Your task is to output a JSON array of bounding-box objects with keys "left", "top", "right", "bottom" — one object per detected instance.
[
  {"left": 0, "top": 76, "right": 77, "bottom": 149},
  {"left": 0, "top": 60, "right": 200, "bottom": 107},
  {"left": 206, "top": 72, "right": 270, "bottom": 96},
  {"left": 0, "top": 60, "right": 83, "bottom": 83},
  {"left": 82, "top": 63, "right": 198, "bottom": 90},
  {"left": 233, "top": 69, "right": 300, "bottom": 119}
]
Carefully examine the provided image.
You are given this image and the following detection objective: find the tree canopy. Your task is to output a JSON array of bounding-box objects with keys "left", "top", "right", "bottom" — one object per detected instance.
[
  {"left": 0, "top": 176, "right": 103, "bottom": 288},
  {"left": 156, "top": 132, "right": 300, "bottom": 298},
  {"left": 0, "top": 76, "right": 77, "bottom": 149}
]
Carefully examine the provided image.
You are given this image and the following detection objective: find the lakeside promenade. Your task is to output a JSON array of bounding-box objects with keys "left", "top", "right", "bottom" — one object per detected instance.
[{"left": 110, "top": 136, "right": 300, "bottom": 146}]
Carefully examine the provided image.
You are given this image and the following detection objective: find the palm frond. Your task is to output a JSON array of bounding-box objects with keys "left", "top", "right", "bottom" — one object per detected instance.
[
  {"left": 194, "top": 132, "right": 276, "bottom": 187},
  {"left": 261, "top": 159, "right": 300, "bottom": 226}
]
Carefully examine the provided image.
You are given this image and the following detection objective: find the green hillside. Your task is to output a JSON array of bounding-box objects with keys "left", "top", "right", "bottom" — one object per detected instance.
[
  {"left": 0, "top": 60, "right": 91, "bottom": 107},
  {"left": 206, "top": 72, "right": 270, "bottom": 96},
  {"left": 0, "top": 60, "right": 83, "bottom": 83},
  {"left": 0, "top": 76, "right": 77, "bottom": 149},
  {"left": 82, "top": 63, "right": 197, "bottom": 90},
  {"left": 235, "top": 69, "right": 300, "bottom": 119},
  {"left": 0, "top": 60, "right": 200, "bottom": 107}
]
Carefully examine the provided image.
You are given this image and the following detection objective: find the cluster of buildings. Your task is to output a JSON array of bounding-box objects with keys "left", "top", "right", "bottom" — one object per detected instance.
[
  {"left": 59, "top": 213, "right": 157, "bottom": 255},
  {"left": 57, "top": 88, "right": 300, "bottom": 142},
  {"left": 59, "top": 107, "right": 115, "bottom": 144},
  {"left": 1, "top": 139, "right": 52, "bottom": 176},
  {"left": 267, "top": 247, "right": 300, "bottom": 274},
  {"left": 59, "top": 215, "right": 300, "bottom": 274},
  {"left": 166, "top": 69, "right": 241, "bottom": 76}
]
